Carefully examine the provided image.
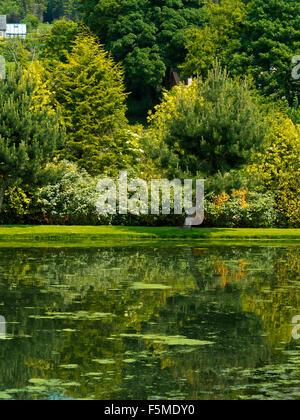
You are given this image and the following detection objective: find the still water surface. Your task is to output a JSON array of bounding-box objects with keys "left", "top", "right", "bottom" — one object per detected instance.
[{"left": 0, "top": 245, "right": 300, "bottom": 400}]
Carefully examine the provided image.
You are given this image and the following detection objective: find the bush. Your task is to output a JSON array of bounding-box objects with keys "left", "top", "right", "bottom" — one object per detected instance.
[
  {"left": 0, "top": 187, "right": 31, "bottom": 224},
  {"left": 36, "top": 160, "right": 186, "bottom": 226},
  {"left": 0, "top": 186, "right": 44, "bottom": 225},
  {"left": 21, "top": 14, "right": 40, "bottom": 33},
  {"left": 2, "top": 159, "right": 279, "bottom": 228},
  {"left": 36, "top": 161, "right": 99, "bottom": 225},
  {"left": 204, "top": 190, "right": 278, "bottom": 228},
  {"left": 205, "top": 169, "right": 265, "bottom": 196}
]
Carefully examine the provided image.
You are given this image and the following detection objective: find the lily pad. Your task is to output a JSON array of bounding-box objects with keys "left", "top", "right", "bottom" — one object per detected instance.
[{"left": 92, "top": 359, "right": 116, "bottom": 365}]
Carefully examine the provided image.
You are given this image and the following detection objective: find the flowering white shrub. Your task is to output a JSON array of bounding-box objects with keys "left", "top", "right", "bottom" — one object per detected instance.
[{"left": 36, "top": 160, "right": 99, "bottom": 224}]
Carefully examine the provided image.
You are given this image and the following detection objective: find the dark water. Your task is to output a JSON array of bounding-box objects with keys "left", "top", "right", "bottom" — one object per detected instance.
[{"left": 0, "top": 245, "right": 300, "bottom": 400}]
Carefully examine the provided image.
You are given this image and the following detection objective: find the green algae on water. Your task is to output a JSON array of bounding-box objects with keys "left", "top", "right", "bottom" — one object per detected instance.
[{"left": 120, "top": 333, "right": 214, "bottom": 346}]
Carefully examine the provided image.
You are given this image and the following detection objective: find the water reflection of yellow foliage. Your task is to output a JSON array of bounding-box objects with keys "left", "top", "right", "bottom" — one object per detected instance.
[
  {"left": 54, "top": 249, "right": 281, "bottom": 400},
  {"left": 215, "top": 259, "right": 230, "bottom": 288},
  {"left": 25, "top": 360, "right": 54, "bottom": 373},
  {"left": 211, "top": 249, "right": 300, "bottom": 348},
  {"left": 46, "top": 257, "right": 198, "bottom": 399},
  {"left": 214, "top": 258, "right": 247, "bottom": 288}
]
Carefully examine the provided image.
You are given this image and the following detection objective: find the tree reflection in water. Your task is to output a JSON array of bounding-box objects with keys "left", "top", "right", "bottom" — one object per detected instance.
[{"left": 0, "top": 245, "right": 299, "bottom": 400}]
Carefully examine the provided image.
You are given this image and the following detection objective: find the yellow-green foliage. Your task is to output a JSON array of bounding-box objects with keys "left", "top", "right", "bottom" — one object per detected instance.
[
  {"left": 144, "top": 82, "right": 201, "bottom": 178},
  {"left": 25, "top": 62, "right": 56, "bottom": 113},
  {"left": 250, "top": 116, "right": 300, "bottom": 226},
  {"left": 147, "top": 65, "right": 268, "bottom": 177},
  {"left": 147, "top": 81, "right": 201, "bottom": 163},
  {"left": 148, "top": 82, "right": 200, "bottom": 141},
  {"left": 53, "top": 33, "right": 130, "bottom": 175},
  {"left": 181, "top": 0, "right": 246, "bottom": 78},
  {"left": 1, "top": 187, "right": 31, "bottom": 223}
]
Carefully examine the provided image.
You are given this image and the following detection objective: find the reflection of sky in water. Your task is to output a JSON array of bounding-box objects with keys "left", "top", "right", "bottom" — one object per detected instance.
[{"left": 0, "top": 246, "right": 299, "bottom": 400}]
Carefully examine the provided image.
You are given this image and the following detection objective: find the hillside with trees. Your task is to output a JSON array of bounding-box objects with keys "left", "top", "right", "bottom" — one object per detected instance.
[{"left": 0, "top": 0, "right": 299, "bottom": 227}]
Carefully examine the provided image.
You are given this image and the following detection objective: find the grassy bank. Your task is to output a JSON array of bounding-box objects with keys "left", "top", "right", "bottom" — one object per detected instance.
[{"left": 0, "top": 226, "right": 299, "bottom": 247}]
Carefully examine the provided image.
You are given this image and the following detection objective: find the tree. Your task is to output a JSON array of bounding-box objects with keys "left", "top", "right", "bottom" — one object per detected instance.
[
  {"left": 41, "top": 18, "right": 80, "bottom": 63},
  {"left": 182, "top": 0, "right": 300, "bottom": 106},
  {"left": 0, "top": 69, "right": 65, "bottom": 213},
  {"left": 78, "top": 0, "right": 208, "bottom": 120},
  {"left": 21, "top": 13, "right": 40, "bottom": 32},
  {"left": 44, "top": 0, "right": 80, "bottom": 22},
  {"left": 232, "top": 0, "right": 300, "bottom": 105},
  {"left": 0, "top": 38, "right": 30, "bottom": 67},
  {"left": 52, "top": 33, "right": 137, "bottom": 175},
  {"left": 0, "top": 0, "right": 47, "bottom": 20},
  {"left": 0, "top": 1, "right": 20, "bottom": 18},
  {"left": 148, "top": 63, "right": 269, "bottom": 176},
  {"left": 250, "top": 116, "right": 300, "bottom": 226},
  {"left": 181, "top": 0, "right": 246, "bottom": 79}
]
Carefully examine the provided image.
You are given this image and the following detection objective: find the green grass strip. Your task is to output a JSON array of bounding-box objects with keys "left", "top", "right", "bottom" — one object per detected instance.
[{"left": 0, "top": 226, "right": 299, "bottom": 246}]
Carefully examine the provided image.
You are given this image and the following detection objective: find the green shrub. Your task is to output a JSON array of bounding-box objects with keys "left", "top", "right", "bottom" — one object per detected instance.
[
  {"left": 36, "top": 160, "right": 186, "bottom": 226},
  {"left": 36, "top": 161, "right": 99, "bottom": 225},
  {"left": 204, "top": 190, "right": 278, "bottom": 228},
  {"left": 0, "top": 187, "right": 31, "bottom": 224},
  {"left": 205, "top": 169, "right": 265, "bottom": 196},
  {"left": 0, "top": 187, "right": 44, "bottom": 225},
  {"left": 21, "top": 14, "right": 40, "bottom": 33}
]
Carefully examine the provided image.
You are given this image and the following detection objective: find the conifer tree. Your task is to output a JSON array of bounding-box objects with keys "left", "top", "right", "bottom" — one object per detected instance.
[
  {"left": 53, "top": 33, "right": 130, "bottom": 175},
  {"left": 148, "top": 63, "right": 269, "bottom": 176},
  {"left": 0, "top": 69, "right": 65, "bottom": 213}
]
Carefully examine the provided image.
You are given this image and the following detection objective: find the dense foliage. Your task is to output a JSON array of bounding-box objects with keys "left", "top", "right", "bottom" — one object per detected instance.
[
  {"left": 51, "top": 33, "right": 132, "bottom": 174},
  {"left": 0, "top": 69, "right": 64, "bottom": 212},
  {"left": 147, "top": 64, "right": 269, "bottom": 176},
  {"left": 181, "top": 0, "right": 246, "bottom": 79},
  {"left": 250, "top": 116, "right": 300, "bottom": 226},
  {"left": 182, "top": 0, "right": 300, "bottom": 106},
  {"left": 0, "top": 0, "right": 75, "bottom": 21}
]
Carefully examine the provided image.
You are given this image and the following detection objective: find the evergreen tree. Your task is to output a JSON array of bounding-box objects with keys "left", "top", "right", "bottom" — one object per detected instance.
[
  {"left": 148, "top": 63, "right": 269, "bottom": 176},
  {"left": 0, "top": 69, "right": 65, "bottom": 212},
  {"left": 53, "top": 33, "right": 132, "bottom": 175}
]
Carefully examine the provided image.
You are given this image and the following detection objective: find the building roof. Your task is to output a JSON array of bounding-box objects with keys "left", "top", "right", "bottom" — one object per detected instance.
[
  {"left": 0, "top": 15, "right": 7, "bottom": 31},
  {"left": 6, "top": 23, "right": 27, "bottom": 35}
]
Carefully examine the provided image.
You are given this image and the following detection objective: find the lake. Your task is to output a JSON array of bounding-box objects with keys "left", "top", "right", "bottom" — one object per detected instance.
[{"left": 0, "top": 245, "right": 299, "bottom": 400}]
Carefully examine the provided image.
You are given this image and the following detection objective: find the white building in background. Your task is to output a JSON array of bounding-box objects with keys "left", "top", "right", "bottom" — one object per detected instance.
[{"left": 0, "top": 16, "right": 27, "bottom": 38}]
